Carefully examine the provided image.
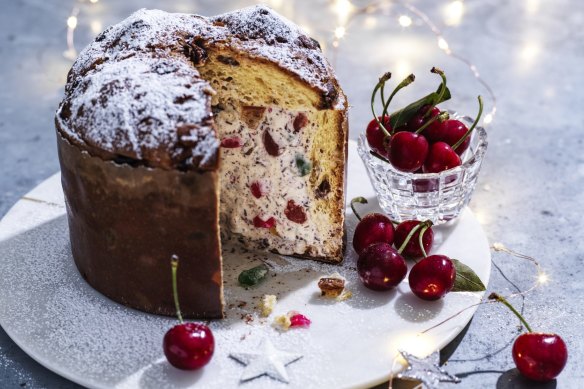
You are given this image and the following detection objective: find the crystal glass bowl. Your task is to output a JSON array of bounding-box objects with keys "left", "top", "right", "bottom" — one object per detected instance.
[{"left": 357, "top": 114, "right": 488, "bottom": 225}]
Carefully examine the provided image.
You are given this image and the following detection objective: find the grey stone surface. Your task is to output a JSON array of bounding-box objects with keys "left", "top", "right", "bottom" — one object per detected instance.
[{"left": 0, "top": 0, "right": 582, "bottom": 388}]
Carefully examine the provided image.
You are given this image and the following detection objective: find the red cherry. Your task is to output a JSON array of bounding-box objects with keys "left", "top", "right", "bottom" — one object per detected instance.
[
  {"left": 253, "top": 216, "right": 276, "bottom": 228},
  {"left": 406, "top": 106, "right": 440, "bottom": 132},
  {"left": 394, "top": 220, "right": 433, "bottom": 258},
  {"left": 423, "top": 142, "right": 461, "bottom": 173},
  {"left": 408, "top": 255, "right": 456, "bottom": 300},
  {"left": 424, "top": 119, "right": 470, "bottom": 155},
  {"left": 352, "top": 213, "right": 395, "bottom": 255},
  {"left": 163, "top": 322, "right": 215, "bottom": 370},
  {"left": 388, "top": 132, "right": 429, "bottom": 172},
  {"left": 357, "top": 243, "right": 407, "bottom": 291},
  {"left": 513, "top": 333, "right": 568, "bottom": 381},
  {"left": 366, "top": 116, "right": 391, "bottom": 157}
]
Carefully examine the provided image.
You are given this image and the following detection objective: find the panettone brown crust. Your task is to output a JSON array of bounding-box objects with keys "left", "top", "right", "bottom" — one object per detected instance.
[{"left": 57, "top": 133, "right": 223, "bottom": 318}]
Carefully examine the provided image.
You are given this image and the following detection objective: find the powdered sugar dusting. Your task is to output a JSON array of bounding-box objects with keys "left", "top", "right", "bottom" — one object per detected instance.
[
  {"left": 58, "top": 56, "right": 218, "bottom": 170},
  {"left": 57, "top": 6, "right": 344, "bottom": 170}
]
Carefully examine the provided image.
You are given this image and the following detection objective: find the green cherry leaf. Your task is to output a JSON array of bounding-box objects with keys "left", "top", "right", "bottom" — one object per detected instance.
[
  {"left": 451, "top": 258, "right": 486, "bottom": 292},
  {"left": 295, "top": 154, "right": 312, "bottom": 177},
  {"left": 238, "top": 264, "right": 269, "bottom": 287},
  {"left": 389, "top": 85, "right": 452, "bottom": 129}
]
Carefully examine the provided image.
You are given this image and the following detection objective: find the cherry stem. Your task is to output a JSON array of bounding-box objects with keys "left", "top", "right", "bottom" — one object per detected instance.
[
  {"left": 452, "top": 95, "right": 484, "bottom": 151},
  {"left": 418, "top": 223, "right": 432, "bottom": 257},
  {"left": 414, "top": 111, "right": 449, "bottom": 134},
  {"left": 350, "top": 197, "right": 368, "bottom": 221},
  {"left": 397, "top": 220, "right": 430, "bottom": 255},
  {"left": 424, "top": 67, "right": 447, "bottom": 118},
  {"left": 371, "top": 72, "right": 392, "bottom": 138},
  {"left": 488, "top": 292, "right": 533, "bottom": 333},
  {"left": 171, "top": 255, "right": 184, "bottom": 324},
  {"left": 381, "top": 74, "right": 416, "bottom": 130}
]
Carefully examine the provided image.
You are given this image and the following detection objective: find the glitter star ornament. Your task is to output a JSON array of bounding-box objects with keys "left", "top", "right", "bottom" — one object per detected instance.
[
  {"left": 230, "top": 338, "right": 303, "bottom": 383},
  {"left": 397, "top": 350, "right": 460, "bottom": 388}
]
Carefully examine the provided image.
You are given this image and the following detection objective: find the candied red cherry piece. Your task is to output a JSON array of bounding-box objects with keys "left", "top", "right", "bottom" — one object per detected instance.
[
  {"left": 408, "top": 255, "right": 456, "bottom": 300},
  {"left": 366, "top": 116, "right": 392, "bottom": 157},
  {"left": 262, "top": 129, "right": 283, "bottom": 156},
  {"left": 357, "top": 243, "right": 407, "bottom": 291},
  {"left": 489, "top": 293, "right": 568, "bottom": 382},
  {"left": 163, "top": 256, "right": 214, "bottom": 370},
  {"left": 284, "top": 200, "right": 307, "bottom": 224},
  {"left": 350, "top": 197, "right": 395, "bottom": 255},
  {"left": 423, "top": 141, "right": 461, "bottom": 173},
  {"left": 289, "top": 313, "right": 311, "bottom": 328},
  {"left": 394, "top": 220, "right": 433, "bottom": 258},
  {"left": 220, "top": 136, "right": 242, "bottom": 148},
  {"left": 250, "top": 181, "right": 263, "bottom": 199},
  {"left": 513, "top": 333, "right": 568, "bottom": 381},
  {"left": 389, "top": 131, "right": 429, "bottom": 172}
]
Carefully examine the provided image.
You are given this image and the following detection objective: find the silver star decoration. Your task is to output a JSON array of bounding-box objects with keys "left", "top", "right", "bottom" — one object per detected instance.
[
  {"left": 230, "top": 338, "right": 303, "bottom": 383},
  {"left": 397, "top": 350, "right": 460, "bottom": 389}
]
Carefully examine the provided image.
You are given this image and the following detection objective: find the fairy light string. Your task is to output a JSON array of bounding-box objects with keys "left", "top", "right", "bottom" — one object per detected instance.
[{"left": 388, "top": 242, "right": 549, "bottom": 388}]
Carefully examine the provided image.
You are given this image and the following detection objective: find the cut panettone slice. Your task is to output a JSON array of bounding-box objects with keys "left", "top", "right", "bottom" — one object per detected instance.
[{"left": 196, "top": 7, "right": 348, "bottom": 262}]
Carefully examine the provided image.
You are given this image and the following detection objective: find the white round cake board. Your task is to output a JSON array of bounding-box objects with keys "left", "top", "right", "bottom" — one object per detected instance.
[{"left": 0, "top": 141, "right": 490, "bottom": 389}]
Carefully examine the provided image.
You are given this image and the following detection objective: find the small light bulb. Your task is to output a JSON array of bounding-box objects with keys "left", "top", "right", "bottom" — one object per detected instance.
[
  {"left": 492, "top": 242, "right": 506, "bottom": 251},
  {"left": 537, "top": 272, "right": 549, "bottom": 285},
  {"left": 484, "top": 113, "right": 493, "bottom": 124},
  {"left": 437, "top": 37, "right": 449, "bottom": 51},
  {"left": 89, "top": 0, "right": 99, "bottom": 3},
  {"left": 90, "top": 20, "right": 103, "bottom": 34},
  {"left": 444, "top": 0, "right": 464, "bottom": 26},
  {"left": 334, "top": 26, "right": 346, "bottom": 39},
  {"left": 67, "top": 16, "right": 78, "bottom": 29},
  {"left": 398, "top": 15, "right": 412, "bottom": 27}
]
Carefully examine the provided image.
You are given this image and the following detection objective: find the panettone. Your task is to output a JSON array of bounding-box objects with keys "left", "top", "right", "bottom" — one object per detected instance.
[{"left": 55, "top": 6, "right": 348, "bottom": 318}]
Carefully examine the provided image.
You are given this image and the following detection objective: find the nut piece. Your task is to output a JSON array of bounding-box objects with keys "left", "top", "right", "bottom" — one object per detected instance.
[
  {"left": 318, "top": 272, "right": 346, "bottom": 298},
  {"left": 259, "top": 294, "right": 277, "bottom": 317}
]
